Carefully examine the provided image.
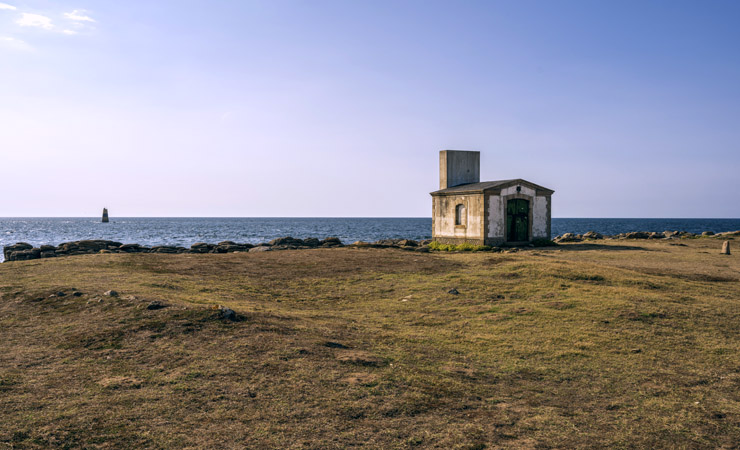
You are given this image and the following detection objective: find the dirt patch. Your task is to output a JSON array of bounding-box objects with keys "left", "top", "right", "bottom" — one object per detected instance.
[
  {"left": 98, "top": 376, "right": 143, "bottom": 389},
  {"left": 335, "top": 350, "right": 386, "bottom": 367},
  {"left": 341, "top": 372, "right": 379, "bottom": 385}
]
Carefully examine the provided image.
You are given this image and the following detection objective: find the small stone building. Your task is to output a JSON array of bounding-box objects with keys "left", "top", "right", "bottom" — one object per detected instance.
[{"left": 430, "top": 150, "right": 554, "bottom": 245}]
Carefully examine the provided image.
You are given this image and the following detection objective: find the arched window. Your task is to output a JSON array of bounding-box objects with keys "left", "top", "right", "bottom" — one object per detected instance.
[{"left": 455, "top": 204, "right": 466, "bottom": 226}]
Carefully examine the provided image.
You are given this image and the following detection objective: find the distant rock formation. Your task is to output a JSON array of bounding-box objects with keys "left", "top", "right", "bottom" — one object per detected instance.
[
  {"left": 2, "top": 237, "right": 354, "bottom": 262},
  {"left": 102, "top": 208, "right": 109, "bottom": 223}
]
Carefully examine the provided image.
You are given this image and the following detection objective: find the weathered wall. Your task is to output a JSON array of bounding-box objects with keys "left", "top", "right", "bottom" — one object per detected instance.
[
  {"left": 501, "top": 185, "right": 535, "bottom": 198},
  {"left": 432, "top": 194, "right": 485, "bottom": 244},
  {"left": 532, "top": 196, "right": 549, "bottom": 238},
  {"left": 439, "top": 150, "right": 480, "bottom": 189},
  {"left": 487, "top": 195, "right": 504, "bottom": 239},
  {"left": 486, "top": 185, "right": 551, "bottom": 242}
]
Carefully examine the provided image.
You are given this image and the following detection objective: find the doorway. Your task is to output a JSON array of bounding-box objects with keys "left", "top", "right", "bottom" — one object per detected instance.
[{"left": 506, "top": 199, "right": 529, "bottom": 242}]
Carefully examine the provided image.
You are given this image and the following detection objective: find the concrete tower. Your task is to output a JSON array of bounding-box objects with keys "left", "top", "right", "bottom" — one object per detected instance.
[{"left": 439, "top": 150, "right": 480, "bottom": 189}]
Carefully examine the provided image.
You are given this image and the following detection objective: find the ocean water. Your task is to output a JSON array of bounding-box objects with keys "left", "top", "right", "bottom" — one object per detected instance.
[{"left": 1, "top": 217, "right": 739, "bottom": 262}]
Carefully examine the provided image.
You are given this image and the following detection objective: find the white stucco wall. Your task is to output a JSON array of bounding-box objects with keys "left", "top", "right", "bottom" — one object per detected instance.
[
  {"left": 500, "top": 185, "right": 535, "bottom": 197},
  {"left": 488, "top": 195, "right": 504, "bottom": 238},
  {"left": 432, "top": 194, "right": 484, "bottom": 241},
  {"left": 532, "top": 196, "right": 548, "bottom": 238},
  {"left": 487, "top": 186, "right": 549, "bottom": 241}
]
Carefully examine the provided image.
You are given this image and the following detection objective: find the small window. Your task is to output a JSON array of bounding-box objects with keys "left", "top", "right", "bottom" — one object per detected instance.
[{"left": 455, "top": 204, "right": 466, "bottom": 226}]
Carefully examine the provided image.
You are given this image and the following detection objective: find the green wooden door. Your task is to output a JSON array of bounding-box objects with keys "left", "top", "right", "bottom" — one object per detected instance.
[{"left": 506, "top": 199, "right": 529, "bottom": 242}]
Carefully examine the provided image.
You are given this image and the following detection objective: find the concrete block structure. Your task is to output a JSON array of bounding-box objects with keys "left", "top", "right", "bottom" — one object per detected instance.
[{"left": 430, "top": 150, "right": 554, "bottom": 246}]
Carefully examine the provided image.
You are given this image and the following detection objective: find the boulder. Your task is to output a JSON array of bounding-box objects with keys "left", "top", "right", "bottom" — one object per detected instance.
[
  {"left": 8, "top": 248, "right": 41, "bottom": 261},
  {"left": 303, "top": 238, "right": 321, "bottom": 248},
  {"left": 320, "top": 237, "right": 343, "bottom": 247},
  {"left": 582, "top": 231, "right": 603, "bottom": 240},
  {"left": 702, "top": 231, "right": 715, "bottom": 236},
  {"left": 147, "top": 301, "right": 167, "bottom": 310},
  {"left": 624, "top": 232, "right": 651, "bottom": 239},
  {"left": 3, "top": 242, "right": 33, "bottom": 261},
  {"left": 119, "top": 244, "right": 147, "bottom": 252},
  {"left": 104, "top": 290, "right": 119, "bottom": 297},
  {"left": 554, "top": 233, "right": 581, "bottom": 243},
  {"left": 190, "top": 242, "right": 215, "bottom": 253},
  {"left": 249, "top": 246, "right": 272, "bottom": 253},
  {"left": 269, "top": 236, "right": 304, "bottom": 247},
  {"left": 151, "top": 246, "right": 184, "bottom": 254},
  {"left": 397, "top": 239, "right": 418, "bottom": 247},
  {"left": 220, "top": 307, "right": 237, "bottom": 321}
]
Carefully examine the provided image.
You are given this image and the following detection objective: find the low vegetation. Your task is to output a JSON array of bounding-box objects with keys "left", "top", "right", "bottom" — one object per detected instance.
[
  {"left": 0, "top": 238, "right": 738, "bottom": 448},
  {"left": 428, "top": 241, "right": 492, "bottom": 252}
]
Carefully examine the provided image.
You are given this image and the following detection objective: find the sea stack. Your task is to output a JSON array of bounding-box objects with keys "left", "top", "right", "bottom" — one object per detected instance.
[{"left": 102, "top": 208, "right": 109, "bottom": 223}]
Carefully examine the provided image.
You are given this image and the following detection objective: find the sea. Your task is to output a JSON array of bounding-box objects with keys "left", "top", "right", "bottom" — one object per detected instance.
[{"left": 1, "top": 217, "right": 739, "bottom": 262}]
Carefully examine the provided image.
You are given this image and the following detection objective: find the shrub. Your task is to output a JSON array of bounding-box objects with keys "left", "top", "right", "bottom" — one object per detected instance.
[{"left": 429, "top": 241, "right": 491, "bottom": 252}]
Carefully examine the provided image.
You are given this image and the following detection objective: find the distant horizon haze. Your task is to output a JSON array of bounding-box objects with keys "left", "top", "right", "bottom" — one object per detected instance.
[{"left": 1, "top": 1, "right": 738, "bottom": 218}]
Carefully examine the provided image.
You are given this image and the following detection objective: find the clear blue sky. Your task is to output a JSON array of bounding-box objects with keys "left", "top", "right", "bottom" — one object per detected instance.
[{"left": 1, "top": 0, "right": 738, "bottom": 217}]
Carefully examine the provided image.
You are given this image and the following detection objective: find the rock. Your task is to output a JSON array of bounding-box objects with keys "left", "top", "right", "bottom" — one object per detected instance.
[
  {"left": 151, "top": 246, "right": 185, "bottom": 254},
  {"left": 220, "top": 307, "right": 237, "bottom": 321},
  {"left": 397, "top": 239, "right": 418, "bottom": 247},
  {"left": 147, "top": 301, "right": 166, "bottom": 310},
  {"left": 103, "top": 290, "right": 119, "bottom": 297},
  {"left": 702, "top": 231, "right": 714, "bottom": 236},
  {"left": 119, "top": 243, "right": 147, "bottom": 252},
  {"left": 721, "top": 241, "right": 731, "bottom": 255},
  {"left": 190, "top": 242, "right": 215, "bottom": 253},
  {"left": 249, "top": 246, "right": 272, "bottom": 253},
  {"left": 373, "top": 239, "right": 396, "bottom": 247},
  {"left": 624, "top": 232, "right": 651, "bottom": 239},
  {"left": 8, "top": 248, "right": 41, "bottom": 261},
  {"left": 414, "top": 246, "right": 430, "bottom": 253},
  {"left": 55, "top": 291, "right": 66, "bottom": 297},
  {"left": 351, "top": 241, "right": 371, "bottom": 248},
  {"left": 72, "top": 291, "right": 83, "bottom": 297},
  {"left": 554, "top": 233, "right": 581, "bottom": 243},
  {"left": 320, "top": 237, "right": 343, "bottom": 247},
  {"left": 269, "top": 236, "right": 304, "bottom": 247},
  {"left": 3, "top": 243, "right": 33, "bottom": 260},
  {"left": 448, "top": 288, "right": 459, "bottom": 295},
  {"left": 582, "top": 231, "right": 603, "bottom": 240},
  {"left": 215, "top": 243, "right": 253, "bottom": 253},
  {"left": 303, "top": 238, "right": 321, "bottom": 247}
]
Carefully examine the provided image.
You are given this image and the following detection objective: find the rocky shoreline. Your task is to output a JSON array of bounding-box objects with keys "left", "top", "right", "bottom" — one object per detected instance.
[
  {"left": 2, "top": 237, "right": 433, "bottom": 262},
  {"left": 3, "top": 230, "right": 738, "bottom": 262},
  {"left": 552, "top": 229, "right": 740, "bottom": 243}
]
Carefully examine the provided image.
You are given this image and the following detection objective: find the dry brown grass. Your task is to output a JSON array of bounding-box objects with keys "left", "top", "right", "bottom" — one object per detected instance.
[{"left": 0, "top": 239, "right": 739, "bottom": 449}]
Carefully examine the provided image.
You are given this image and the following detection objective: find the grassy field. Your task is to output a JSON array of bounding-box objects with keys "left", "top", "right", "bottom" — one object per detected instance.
[{"left": 1, "top": 238, "right": 738, "bottom": 449}]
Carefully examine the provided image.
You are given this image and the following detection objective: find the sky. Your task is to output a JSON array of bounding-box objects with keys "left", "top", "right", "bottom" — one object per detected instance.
[{"left": 1, "top": 0, "right": 738, "bottom": 218}]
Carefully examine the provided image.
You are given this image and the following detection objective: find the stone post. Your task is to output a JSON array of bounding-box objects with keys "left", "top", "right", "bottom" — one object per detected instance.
[{"left": 721, "top": 241, "right": 731, "bottom": 255}]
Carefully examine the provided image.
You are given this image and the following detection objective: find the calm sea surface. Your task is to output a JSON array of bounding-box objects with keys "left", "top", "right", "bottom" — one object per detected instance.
[{"left": 1, "top": 217, "right": 739, "bottom": 262}]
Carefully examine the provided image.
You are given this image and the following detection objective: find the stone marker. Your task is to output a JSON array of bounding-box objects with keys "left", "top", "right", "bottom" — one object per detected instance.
[{"left": 721, "top": 241, "right": 731, "bottom": 255}]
